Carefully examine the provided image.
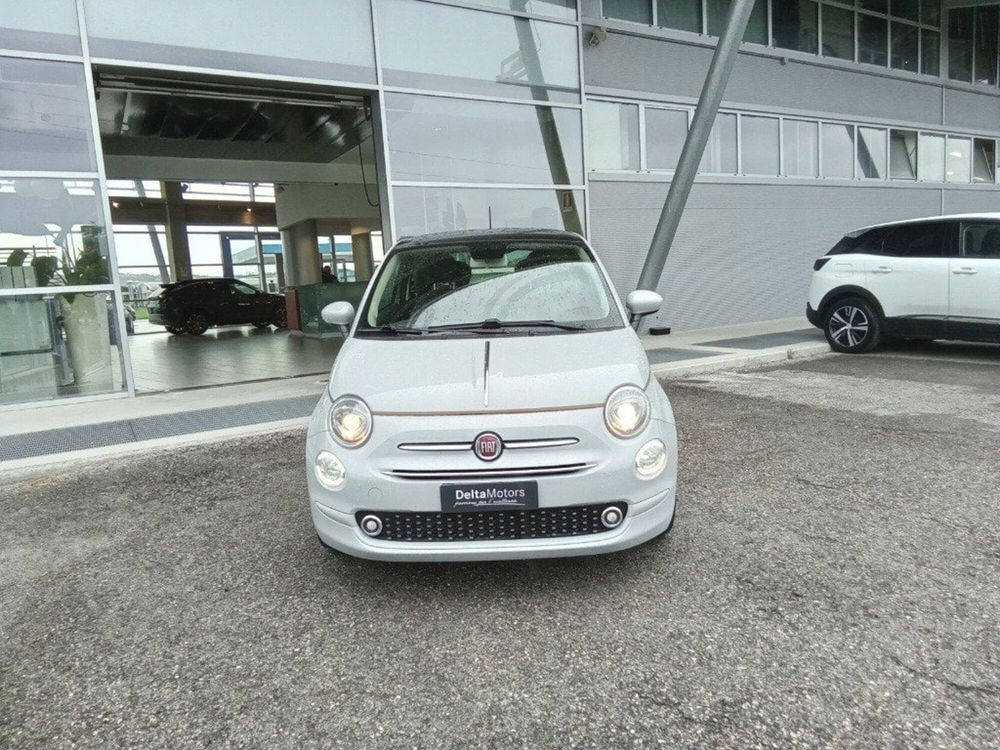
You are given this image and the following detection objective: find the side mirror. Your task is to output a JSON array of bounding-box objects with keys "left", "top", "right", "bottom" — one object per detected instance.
[
  {"left": 625, "top": 290, "right": 663, "bottom": 318},
  {"left": 321, "top": 301, "right": 356, "bottom": 328}
]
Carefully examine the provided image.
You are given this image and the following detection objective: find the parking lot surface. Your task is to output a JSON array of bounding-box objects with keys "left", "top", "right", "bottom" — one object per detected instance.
[{"left": 3, "top": 342, "right": 1000, "bottom": 748}]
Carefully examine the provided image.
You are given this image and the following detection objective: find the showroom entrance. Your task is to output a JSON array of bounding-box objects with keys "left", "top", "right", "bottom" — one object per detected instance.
[{"left": 95, "top": 69, "right": 386, "bottom": 392}]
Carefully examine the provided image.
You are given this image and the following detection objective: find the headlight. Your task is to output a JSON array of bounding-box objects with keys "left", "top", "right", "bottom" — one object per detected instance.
[
  {"left": 604, "top": 385, "right": 650, "bottom": 438},
  {"left": 329, "top": 395, "right": 372, "bottom": 448},
  {"left": 634, "top": 439, "right": 667, "bottom": 479},
  {"left": 314, "top": 450, "right": 347, "bottom": 490}
]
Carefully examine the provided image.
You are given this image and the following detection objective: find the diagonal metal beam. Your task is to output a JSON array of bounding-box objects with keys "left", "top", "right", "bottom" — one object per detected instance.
[{"left": 637, "top": 0, "right": 757, "bottom": 291}]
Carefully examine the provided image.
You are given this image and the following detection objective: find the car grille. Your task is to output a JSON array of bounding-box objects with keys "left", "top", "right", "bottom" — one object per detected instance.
[{"left": 355, "top": 502, "right": 627, "bottom": 543}]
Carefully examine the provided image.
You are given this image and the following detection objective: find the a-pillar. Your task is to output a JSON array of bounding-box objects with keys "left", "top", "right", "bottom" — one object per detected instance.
[
  {"left": 279, "top": 219, "right": 322, "bottom": 287},
  {"left": 351, "top": 231, "right": 374, "bottom": 282},
  {"left": 162, "top": 181, "right": 192, "bottom": 281}
]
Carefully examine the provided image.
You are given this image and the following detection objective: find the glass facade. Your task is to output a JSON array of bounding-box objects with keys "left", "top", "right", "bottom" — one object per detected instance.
[
  {"left": 377, "top": 0, "right": 580, "bottom": 103},
  {"left": 393, "top": 186, "right": 585, "bottom": 236},
  {"left": 82, "top": 0, "right": 377, "bottom": 83},
  {"left": 0, "top": 57, "right": 97, "bottom": 173},
  {"left": 0, "top": 0, "right": 82, "bottom": 55},
  {"left": 386, "top": 94, "right": 584, "bottom": 185}
]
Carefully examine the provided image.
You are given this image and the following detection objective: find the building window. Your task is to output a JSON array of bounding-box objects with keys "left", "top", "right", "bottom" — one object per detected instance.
[
  {"left": 707, "top": 0, "right": 769, "bottom": 43},
  {"left": 974, "top": 5, "right": 999, "bottom": 85},
  {"left": 0, "top": 57, "right": 97, "bottom": 172},
  {"left": 602, "top": 0, "right": 651, "bottom": 24},
  {"left": 587, "top": 101, "right": 640, "bottom": 170},
  {"left": 858, "top": 126, "right": 888, "bottom": 179},
  {"left": 821, "top": 123, "right": 855, "bottom": 179},
  {"left": 946, "top": 136, "right": 972, "bottom": 183},
  {"left": 889, "top": 129, "right": 918, "bottom": 179},
  {"left": 949, "top": 7, "right": 975, "bottom": 83},
  {"left": 601, "top": 0, "right": 943, "bottom": 77},
  {"left": 782, "top": 119, "right": 819, "bottom": 177},
  {"left": 741, "top": 115, "right": 780, "bottom": 175},
  {"left": 916, "top": 132, "right": 945, "bottom": 182},
  {"left": 392, "top": 186, "right": 585, "bottom": 237},
  {"left": 858, "top": 13, "right": 889, "bottom": 66},
  {"left": 772, "top": 0, "right": 819, "bottom": 55},
  {"left": 378, "top": 0, "right": 580, "bottom": 103},
  {"left": 657, "top": 0, "right": 701, "bottom": 33},
  {"left": 822, "top": 4, "right": 855, "bottom": 60},
  {"left": 921, "top": 28, "right": 940, "bottom": 76},
  {"left": 973, "top": 138, "right": 997, "bottom": 183},
  {"left": 386, "top": 94, "right": 584, "bottom": 186},
  {"left": 645, "top": 107, "right": 689, "bottom": 171},
  {"left": 891, "top": 21, "right": 920, "bottom": 72},
  {"left": 699, "top": 113, "right": 738, "bottom": 174},
  {"left": 588, "top": 97, "right": 1000, "bottom": 188}
]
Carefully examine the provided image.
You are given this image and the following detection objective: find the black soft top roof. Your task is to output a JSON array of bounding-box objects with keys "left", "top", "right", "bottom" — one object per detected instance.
[{"left": 393, "top": 228, "right": 585, "bottom": 250}]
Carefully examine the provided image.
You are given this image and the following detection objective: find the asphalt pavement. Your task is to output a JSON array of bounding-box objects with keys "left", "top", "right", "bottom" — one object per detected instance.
[{"left": 3, "top": 342, "right": 1000, "bottom": 748}]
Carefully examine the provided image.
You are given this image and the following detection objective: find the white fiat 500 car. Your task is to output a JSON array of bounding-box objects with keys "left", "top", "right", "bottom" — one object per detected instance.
[{"left": 305, "top": 229, "right": 678, "bottom": 562}]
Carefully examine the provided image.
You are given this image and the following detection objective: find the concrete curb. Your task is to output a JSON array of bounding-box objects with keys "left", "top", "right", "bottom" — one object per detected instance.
[
  {"left": 651, "top": 342, "right": 833, "bottom": 378},
  {"left": 0, "top": 418, "right": 309, "bottom": 478}
]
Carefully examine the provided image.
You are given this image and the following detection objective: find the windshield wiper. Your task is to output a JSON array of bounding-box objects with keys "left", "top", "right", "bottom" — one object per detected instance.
[
  {"left": 426, "top": 319, "right": 588, "bottom": 332},
  {"left": 358, "top": 324, "right": 427, "bottom": 336}
]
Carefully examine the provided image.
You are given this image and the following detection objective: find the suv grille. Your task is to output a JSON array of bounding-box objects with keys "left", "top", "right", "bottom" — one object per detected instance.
[{"left": 356, "top": 502, "right": 627, "bottom": 543}]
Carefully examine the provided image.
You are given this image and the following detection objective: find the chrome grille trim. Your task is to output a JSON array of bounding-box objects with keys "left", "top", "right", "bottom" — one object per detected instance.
[
  {"left": 397, "top": 442, "right": 471, "bottom": 452},
  {"left": 507, "top": 437, "right": 579, "bottom": 450},
  {"left": 385, "top": 462, "right": 593, "bottom": 480},
  {"left": 397, "top": 437, "right": 579, "bottom": 452}
]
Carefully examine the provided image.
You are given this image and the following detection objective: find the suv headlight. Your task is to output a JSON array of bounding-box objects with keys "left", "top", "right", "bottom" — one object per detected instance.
[
  {"left": 329, "top": 395, "right": 372, "bottom": 448},
  {"left": 604, "top": 385, "right": 650, "bottom": 439}
]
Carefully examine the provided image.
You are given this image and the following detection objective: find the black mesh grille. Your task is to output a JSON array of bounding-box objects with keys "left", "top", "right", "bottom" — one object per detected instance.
[{"left": 356, "top": 502, "right": 627, "bottom": 543}]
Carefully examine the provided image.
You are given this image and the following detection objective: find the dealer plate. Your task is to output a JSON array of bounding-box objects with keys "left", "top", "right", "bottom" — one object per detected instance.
[{"left": 440, "top": 481, "right": 539, "bottom": 513}]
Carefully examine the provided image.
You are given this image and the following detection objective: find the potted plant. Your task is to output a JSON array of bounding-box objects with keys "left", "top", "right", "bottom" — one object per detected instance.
[{"left": 58, "top": 226, "right": 114, "bottom": 390}]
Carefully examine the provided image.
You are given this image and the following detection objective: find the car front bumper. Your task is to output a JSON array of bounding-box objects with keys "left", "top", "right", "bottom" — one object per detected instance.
[
  {"left": 806, "top": 303, "right": 822, "bottom": 328},
  {"left": 311, "top": 485, "right": 676, "bottom": 562}
]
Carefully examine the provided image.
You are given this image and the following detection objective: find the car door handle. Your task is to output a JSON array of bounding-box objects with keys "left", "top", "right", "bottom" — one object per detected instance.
[
  {"left": 952, "top": 267, "right": 979, "bottom": 275},
  {"left": 871, "top": 265, "right": 893, "bottom": 274}
]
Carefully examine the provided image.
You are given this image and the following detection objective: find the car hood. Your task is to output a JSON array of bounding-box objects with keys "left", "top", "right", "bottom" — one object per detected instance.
[{"left": 327, "top": 328, "right": 650, "bottom": 413}]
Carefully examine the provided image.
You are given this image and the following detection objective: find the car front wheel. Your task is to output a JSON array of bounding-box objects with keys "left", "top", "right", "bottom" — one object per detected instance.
[
  {"left": 185, "top": 312, "right": 209, "bottom": 336},
  {"left": 824, "top": 297, "right": 880, "bottom": 353}
]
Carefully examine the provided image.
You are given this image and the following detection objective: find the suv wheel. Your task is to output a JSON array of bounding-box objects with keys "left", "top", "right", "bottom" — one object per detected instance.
[
  {"left": 252, "top": 321, "right": 271, "bottom": 329},
  {"left": 184, "top": 312, "right": 209, "bottom": 336},
  {"left": 824, "top": 297, "right": 880, "bottom": 353}
]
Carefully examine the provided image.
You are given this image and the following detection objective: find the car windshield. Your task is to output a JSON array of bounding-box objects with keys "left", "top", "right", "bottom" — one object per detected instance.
[{"left": 356, "top": 239, "right": 623, "bottom": 335}]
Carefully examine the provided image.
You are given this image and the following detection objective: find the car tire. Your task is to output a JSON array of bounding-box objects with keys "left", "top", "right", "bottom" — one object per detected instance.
[
  {"left": 184, "top": 312, "right": 209, "bottom": 336},
  {"left": 166, "top": 326, "right": 185, "bottom": 335},
  {"left": 252, "top": 321, "right": 271, "bottom": 329},
  {"left": 272, "top": 305, "right": 287, "bottom": 329},
  {"left": 823, "top": 297, "right": 881, "bottom": 353}
]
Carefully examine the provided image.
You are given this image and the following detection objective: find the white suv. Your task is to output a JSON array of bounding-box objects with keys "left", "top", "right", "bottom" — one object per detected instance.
[{"left": 808, "top": 213, "right": 1000, "bottom": 353}]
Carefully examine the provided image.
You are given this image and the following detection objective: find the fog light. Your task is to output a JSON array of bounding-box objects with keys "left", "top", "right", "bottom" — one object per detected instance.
[
  {"left": 634, "top": 439, "right": 667, "bottom": 479},
  {"left": 360, "top": 514, "right": 383, "bottom": 537},
  {"left": 600, "top": 506, "right": 624, "bottom": 529},
  {"left": 314, "top": 450, "right": 346, "bottom": 490}
]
